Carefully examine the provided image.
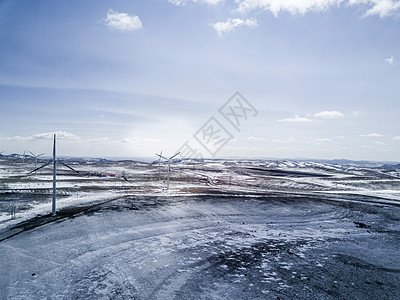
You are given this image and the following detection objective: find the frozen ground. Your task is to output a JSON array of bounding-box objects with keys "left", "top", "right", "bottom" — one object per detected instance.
[{"left": 0, "top": 156, "right": 399, "bottom": 299}]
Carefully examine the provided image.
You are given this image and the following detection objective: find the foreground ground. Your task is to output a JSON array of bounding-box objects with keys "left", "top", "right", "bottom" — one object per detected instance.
[
  {"left": 1, "top": 194, "right": 399, "bottom": 299},
  {"left": 0, "top": 157, "right": 399, "bottom": 299}
]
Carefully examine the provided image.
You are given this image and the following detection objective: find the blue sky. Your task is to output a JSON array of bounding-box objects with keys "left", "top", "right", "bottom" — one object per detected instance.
[{"left": 0, "top": 0, "right": 399, "bottom": 161}]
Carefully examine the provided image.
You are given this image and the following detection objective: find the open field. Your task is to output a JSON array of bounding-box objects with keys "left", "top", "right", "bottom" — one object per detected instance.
[{"left": 0, "top": 156, "right": 399, "bottom": 299}]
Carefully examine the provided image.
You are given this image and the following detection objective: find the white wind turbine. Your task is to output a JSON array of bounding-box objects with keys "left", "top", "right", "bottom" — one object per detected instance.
[
  {"left": 155, "top": 151, "right": 180, "bottom": 190},
  {"left": 156, "top": 150, "right": 162, "bottom": 180},
  {"left": 28, "top": 134, "right": 79, "bottom": 216},
  {"left": 22, "top": 150, "right": 26, "bottom": 166},
  {"left": 29, "top": 151, "right": 45, "bottom": 168}
]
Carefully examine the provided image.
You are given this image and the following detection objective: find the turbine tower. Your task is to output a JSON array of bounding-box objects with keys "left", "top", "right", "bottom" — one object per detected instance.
[
  {"left": 156, "top": 150, "right": 162, "bottom": 180},
  {"left": 22, "top": 150, "right": 26, "bottom": 167},
  {"left": 155, "top": 151, "right": 180, "bottom": 190},
  {"left": 28, "top": 134, "right": 78, "bottom": 216}
]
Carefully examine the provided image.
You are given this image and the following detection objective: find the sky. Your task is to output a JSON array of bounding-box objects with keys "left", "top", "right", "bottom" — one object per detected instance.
[{"left": 0, "top": 0, "right": 399, "bottom": 161}]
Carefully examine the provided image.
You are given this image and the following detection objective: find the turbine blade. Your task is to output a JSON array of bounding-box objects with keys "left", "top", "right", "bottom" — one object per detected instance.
[
  {"left": 29, "top": 151, "right": 36, "bottom": 157},
  {"left": 156, "top": 154, "right": 168, "bottom": 160},
  {"left": 169, "top": 152, "right": 180, "bottom": 160},
  {"left": 38, "top": 153, "right": 45, "bottom": 157},
  {"left": 27, "top": 160, "right": 53, "bottom": 174},
  {"left": 58, "top": 160, "right": 79, "bottom": 173}
]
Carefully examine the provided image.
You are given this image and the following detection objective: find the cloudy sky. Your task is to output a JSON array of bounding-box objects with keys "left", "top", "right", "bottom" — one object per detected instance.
[{"left": 0, "top": 0, "right": 399, "bottom": 161}]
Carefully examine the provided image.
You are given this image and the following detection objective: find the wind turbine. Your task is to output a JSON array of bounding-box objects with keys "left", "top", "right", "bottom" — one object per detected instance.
[
  {"left": 29, "top": 151, "right": 45, "bottom": 168},
  {"left": 156, "top": 150, "right": 162, "bottom": 180},
  {"left": 155, "top": 152, "right": 180, "bottom": 190},
  {"left": 28, "top": 134, "right": 79, "bottom": 216},
  {"left": 22, "top": 150, "right": 26, "bottom": 166}
]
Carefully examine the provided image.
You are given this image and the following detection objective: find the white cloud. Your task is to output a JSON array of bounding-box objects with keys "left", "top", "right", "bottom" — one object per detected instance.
[
  {"left": 31, "top": 131, "right": 79, "bottom": 140},
  {"left": 315, "top": 138, "right": 332, "bottom": 143},
  {"left": 204, "top": 0, "right": 224, "bottom": 3},
  {"left": 385, "top": 56, "right": 395, "bottom": 64},
  {"left": 278, "top": 111, "right": 344, "bottom": 123},
  {"left": 120, "top": 138, "right": 131, "bottom": 143},
  {"left": 105, "top": 9, "right": 143, "bottom": 32},
  {"left": 236, "top": 0, "right": 342, "bottom": 15},
  {"left": 314, "top": 110, "right": 344, "bottom": 119},
  {"left": 392, "top": 136, "right": 400, "bottom": 141},
  {"left": 278, "top": 115, "right": 312, "bottom": 123},
  {"left": 169, "top": 0, "right": 224, "bottom": 6},
  {"left": 212, "top": 18, "right": 258, "bottom": 36},
  {"left": 271, "top": 137, "right": 295, "bottom": 143},
  {"left": 248, "top": 136, "right": 268, "bottom": 141},
  {"left": 374, "top": 140, "right": 388, "bottom": 146},
  {"left": 361, "top": 133, "right": 384, "bottom": 137},
  {"left": 235, "top": 0, "right": 400, "bottom": 17},
  {"left": 356, "top": 0, "right": 400, "bottom": 17},
  {"left": 3, "top": 131, "right": 80, "bottom": 141},
  {"left": 278, "top": 110, "right": 345, "bottom": 124}
]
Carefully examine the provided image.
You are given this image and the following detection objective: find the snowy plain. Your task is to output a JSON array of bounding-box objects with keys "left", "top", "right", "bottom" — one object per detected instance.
[{"left": 0, "top": 156, "right": 399, "bottom": 299}]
